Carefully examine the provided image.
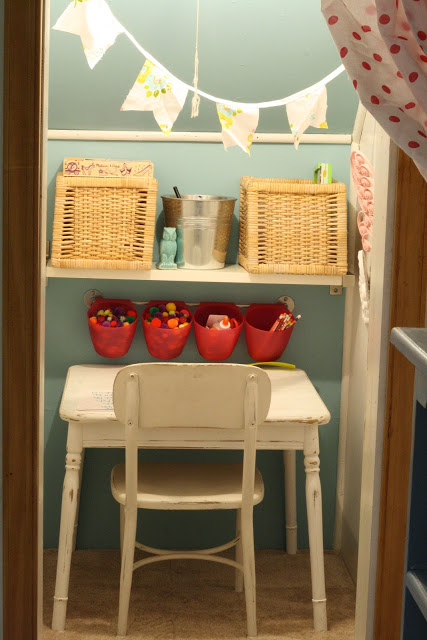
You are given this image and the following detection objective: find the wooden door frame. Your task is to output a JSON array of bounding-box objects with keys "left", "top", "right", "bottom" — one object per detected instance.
[
  {"left": 373, "top": 150, "right": 427, "bottom": 639},
  {"left": 2, "top": 1, "right": 44, "bottom": 639}
]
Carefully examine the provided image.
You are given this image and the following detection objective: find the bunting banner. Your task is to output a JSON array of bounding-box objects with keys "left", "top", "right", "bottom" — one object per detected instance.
[
  {"left": 216, "top": 104, "right": 260, "bottom": 154},
  {"left": 52, "top": 1, "right": 341, "bottom": 152},
  {"left": 286, "top": 87, "right": 328, "bottom": 149},
  {"left": 121, "top": 60, "right": 189, "bottom": 135},
  {"left": 53, "top": 0, "right": 123, "bottom": 69}
]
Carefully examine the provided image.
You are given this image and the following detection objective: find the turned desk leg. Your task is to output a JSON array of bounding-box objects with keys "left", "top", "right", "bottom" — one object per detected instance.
[
  {"left": 71, "top": 448, "right": 85, "bottom": 552},
  {"left": 283, "top": 450, "right": 297, "bottom": 554},
  {"left": 304, "top": 424, "right": 327, "bottom": 632},
  {"left": 52, "top": 424, "right": 83, "bottom": 631}
]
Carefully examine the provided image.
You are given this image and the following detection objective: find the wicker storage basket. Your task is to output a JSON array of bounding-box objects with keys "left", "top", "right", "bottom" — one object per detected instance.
[
  {"left": 51, "top": 173, "right": 158, "bottom": 269},
  {"left": 239, "top": 177, "right": 347, "bottom": 275}
]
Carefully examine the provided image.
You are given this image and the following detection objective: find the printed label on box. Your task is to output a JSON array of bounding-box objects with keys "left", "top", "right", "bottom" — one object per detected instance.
[{"left": 63, "top": 158, "right": 154, "bottom": 178}]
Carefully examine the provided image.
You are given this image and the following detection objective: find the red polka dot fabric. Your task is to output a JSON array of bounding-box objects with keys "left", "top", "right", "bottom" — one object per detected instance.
[{"left": 321, "top": 0, "right": 427, "bottom": 180}]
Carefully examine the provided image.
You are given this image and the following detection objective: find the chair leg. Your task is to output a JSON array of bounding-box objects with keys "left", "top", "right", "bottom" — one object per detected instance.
[
  {"left": 117, "top": 507, "right": 137, "bottom": 637},
  {"left": 304, "top": 425, "right": 327, "bottom": 632},
  {"left": 241, "top": 510, "right": 257, "bottom": 638},
  {"left": 120, "top": 504, "right": 124, "bottom": 558},
  {"left": 235, "top": 509, "right": 244, "bottom": 592},
  {"left": 283, "top": 450, "right": 297, "bottom": 554}
]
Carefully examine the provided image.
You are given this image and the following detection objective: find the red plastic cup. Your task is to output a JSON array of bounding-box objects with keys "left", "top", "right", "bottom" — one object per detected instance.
[
  {"left": 245, "top": 303, "right": 294, "bottom": 361},
  {"left": 194, "top": 302, "right": 244, "bottom": 361},
  {"left": 142, "top": 300, "right": 192, "bottom": 360},
  {"left": 87, "top": 298, "right": 138, "bottom": 358}
]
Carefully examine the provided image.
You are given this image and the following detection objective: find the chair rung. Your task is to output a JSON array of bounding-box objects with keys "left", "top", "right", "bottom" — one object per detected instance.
[
  {"left": 133, "top": 552, "right": 243, "bottom": 572},
  {"left": 135, "top": 536, "right": 240, "bottom": 557}
]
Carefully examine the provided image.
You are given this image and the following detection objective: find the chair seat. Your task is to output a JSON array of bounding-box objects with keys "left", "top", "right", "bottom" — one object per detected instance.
[{"left": 111, "top": 462, "right": 264, "bottom": 510}]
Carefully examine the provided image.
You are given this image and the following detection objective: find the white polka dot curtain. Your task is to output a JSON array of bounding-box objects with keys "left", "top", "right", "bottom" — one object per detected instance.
[{"left": 321, "top": 0, "right": 427, "bottom": 181}]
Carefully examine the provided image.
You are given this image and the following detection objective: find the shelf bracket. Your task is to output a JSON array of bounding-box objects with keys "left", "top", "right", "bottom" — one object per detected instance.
[
  {"left": 276, "top": 296, "right": 295, "bottom": 312},
  {"left": 83, "top": 289, "right": 103, "bottom": 308}
]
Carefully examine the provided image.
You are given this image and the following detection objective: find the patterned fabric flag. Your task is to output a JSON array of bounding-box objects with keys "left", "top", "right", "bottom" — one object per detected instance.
[
  {"left": 121, "top": 60, "right": 188, "bottom": 135},
  {"left": 216, "top": 104, "right": 259, "bottom": 154},
  {"left": 286, "top": 87, "right": 328, "bottom": 149},
  {"left": 53, "top": 0, "right": 123, "bottom": 69}
]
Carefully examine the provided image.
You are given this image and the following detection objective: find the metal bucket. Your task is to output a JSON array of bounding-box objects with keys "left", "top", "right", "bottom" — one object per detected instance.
[{"left": 162, "top": 195, "right": 236, "bottom": 269}]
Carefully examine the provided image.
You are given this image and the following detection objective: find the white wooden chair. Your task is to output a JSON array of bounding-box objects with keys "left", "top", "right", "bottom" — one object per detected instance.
[{"left": 111, "top": 363, "right": 271, "bottom": 638}]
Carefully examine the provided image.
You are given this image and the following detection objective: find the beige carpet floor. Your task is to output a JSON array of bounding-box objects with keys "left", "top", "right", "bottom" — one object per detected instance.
[{"left": 43, "top": 549, "right": 355, "bottom": 640}]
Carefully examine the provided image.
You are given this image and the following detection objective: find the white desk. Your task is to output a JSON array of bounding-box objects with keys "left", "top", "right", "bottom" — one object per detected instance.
[{"left": 52, "top": 365, "right": 330, "bottom": 632}]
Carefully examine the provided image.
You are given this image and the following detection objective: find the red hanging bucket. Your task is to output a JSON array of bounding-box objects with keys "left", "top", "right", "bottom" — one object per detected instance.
[
  {"left": 245, "top": 303, "right": 294, "bottom": 361},
  {"left": 87, "top": 298, "right": 138, "bottom": 358},
  {"left": 194, "top": 302, "right": 243, "bottom": 361},
  {"left": 142, "top": 300, "right": 192, "bottom": 360}
]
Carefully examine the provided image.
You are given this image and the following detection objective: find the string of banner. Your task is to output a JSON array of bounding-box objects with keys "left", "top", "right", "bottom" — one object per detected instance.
[{"left": 54, "top": 0, "right": 345, "bottom": 154}]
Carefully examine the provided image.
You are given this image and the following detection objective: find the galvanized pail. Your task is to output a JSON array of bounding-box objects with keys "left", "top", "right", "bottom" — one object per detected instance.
[{"left": 162, "top": 195, "right": 236, "bottom": 269}]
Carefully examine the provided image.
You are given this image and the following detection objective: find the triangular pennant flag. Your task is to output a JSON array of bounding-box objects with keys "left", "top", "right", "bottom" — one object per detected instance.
[
  {"left": 286, "top": 87, "right": 328, "bottom": 149},
  {"left": 216, "top": 104, "right": 259, "bottom": 154},
  {"left": 53, "top": 0, "right": 123, "bottom": 69},
  {"left": 121, "top": 60, "right": 188, "bottom": 135}
]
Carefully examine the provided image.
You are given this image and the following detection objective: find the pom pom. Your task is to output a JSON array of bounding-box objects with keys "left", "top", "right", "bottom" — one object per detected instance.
[
  {"left": 168, "top": 318, "right": 179, "bottom": 329},
  {"left": 166, "top": 302, "right": 176, "bottom": 312},
  {"left": 158, "top": 304, "right": 166, "bottom": 312},
  {"left": 127, "top": 310, "right": 137, "bottom": 318},
  {"left": 149, "top": 306, "right": 159, "bottom": 316},
  {"left": 110, "top": 320, "right": 117, "bottom": 327},
  {"left": 114, "top": 306, "right": 126, "bottom": 316},
  {"left": 102, "top": 321, "right": 110, "bottom": 327},
  {"left": 151, "top": 317, "right": 162, "bottom": 328},
  {"left": 89, "top": 316, "right": 97, "bottom": 324},
  {"left": 154, "top": 312, "right": 163, "bottom": 320},
  {"left": 97, "top": 316, "right": 104, "bottom": 324},
  {"left": 161, "top": 323, "right": 169, "bottom": 329}
]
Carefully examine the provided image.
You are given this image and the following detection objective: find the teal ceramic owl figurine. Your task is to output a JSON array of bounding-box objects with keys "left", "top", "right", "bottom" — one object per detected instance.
[{"left": 157, "top": 226, "right": 177, "bottom": 269}]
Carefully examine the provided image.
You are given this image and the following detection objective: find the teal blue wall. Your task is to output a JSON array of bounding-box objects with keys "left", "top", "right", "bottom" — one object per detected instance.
[{"left": 45, "top": 0, "right": 357, "bottom": 552}]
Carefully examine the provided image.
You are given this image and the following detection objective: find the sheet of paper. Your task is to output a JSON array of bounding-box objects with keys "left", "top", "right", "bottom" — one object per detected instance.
[{"left": 77, "top": 391, "right": 113, "bottom": 411}]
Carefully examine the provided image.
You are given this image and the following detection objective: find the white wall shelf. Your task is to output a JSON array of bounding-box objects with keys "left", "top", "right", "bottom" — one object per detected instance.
[{"left": 46, "top": 261, "right": 355, "bottom": 288}]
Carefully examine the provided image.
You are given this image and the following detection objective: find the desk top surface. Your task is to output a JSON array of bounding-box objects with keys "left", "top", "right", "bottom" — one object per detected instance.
[{"left": 60, "top": 365, "right": 331, "bottom": 426}]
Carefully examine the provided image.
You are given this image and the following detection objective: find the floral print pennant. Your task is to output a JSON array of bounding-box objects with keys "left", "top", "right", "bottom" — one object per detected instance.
[
  {"left": 53, "top": 0, "right": 123, "bottom": 69},
  {"left": 121, "top": 60, "right": 189, "bottom": 135},
  {"left": 216, "top": 104, "right": 259, "bottom": 154},
  {"left": 286, "top": 87, "right": 328, "bottom": 149}
]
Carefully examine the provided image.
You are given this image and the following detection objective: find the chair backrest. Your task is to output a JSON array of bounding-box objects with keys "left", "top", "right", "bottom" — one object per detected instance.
[
  {"left": 113, "top": 362, "right": 271, "bottom": 431},
  {"left": 113, "top": 363, "right": 271, "bottom": 511}
]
